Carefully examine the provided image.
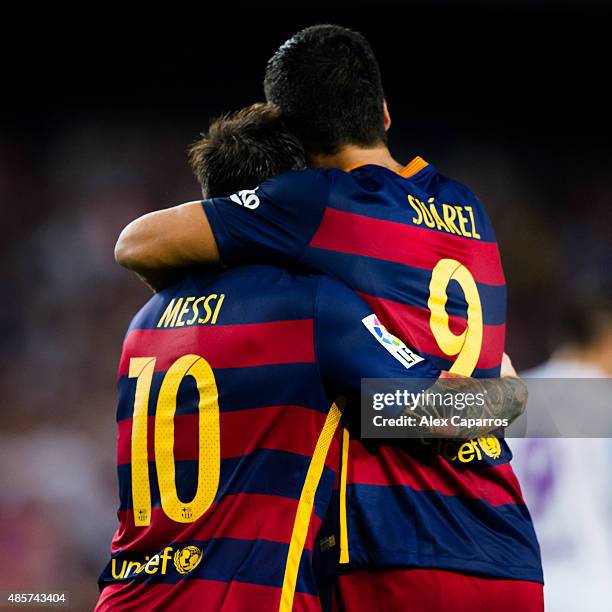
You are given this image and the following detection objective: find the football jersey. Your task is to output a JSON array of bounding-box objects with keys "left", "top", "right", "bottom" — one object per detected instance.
[
  {"left": 512, "top": 358, "right": 612, "bottom": 611},
  {"left": 203, "top": 158, "right": 543, "bottom": 582},
  {"left": 96, "top": 265, "right": 439, "bottom": 612}
]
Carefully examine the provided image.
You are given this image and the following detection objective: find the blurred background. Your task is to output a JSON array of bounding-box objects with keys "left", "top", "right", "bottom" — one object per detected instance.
[{"left": 1, "top": 1, "right": 611, "bottom": 609}]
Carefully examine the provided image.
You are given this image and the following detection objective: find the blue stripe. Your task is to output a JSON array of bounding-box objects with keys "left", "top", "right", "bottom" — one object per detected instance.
[
  {"left": 117, "top": 448, "right": 336, "bottom": 521},
  {"left": 419, "top": 350, "right": 501, "bottom": 378},
  {"left": 343, "top": 483, "right": 542, "bottom": 583},
  {"left": 127, "top": 265, "right": 318, "bottom": 333},
  {"left": 117, "top": 362, "right": 326, "bottom": 422},
  {"left": 303, "top": 249, "right": 507, "bottom": 326},
  {"left": 99, "top": 538, "right": 318, "bottom": 595}
]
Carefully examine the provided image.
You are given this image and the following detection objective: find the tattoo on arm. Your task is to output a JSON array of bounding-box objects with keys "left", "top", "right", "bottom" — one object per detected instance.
[{"left": 402, "top": 376, "right": 528, "bottom": 439}]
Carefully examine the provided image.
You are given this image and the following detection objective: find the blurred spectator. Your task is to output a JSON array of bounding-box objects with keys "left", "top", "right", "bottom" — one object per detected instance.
[{"left": 512, "top": 296, "right": 612, "bottom": 612}]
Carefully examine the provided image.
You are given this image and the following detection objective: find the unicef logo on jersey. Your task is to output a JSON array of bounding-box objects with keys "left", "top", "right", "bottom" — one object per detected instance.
[
  {"left": 110, "top": 544, "right": 204, "bottom": 581},
  {"left": 173, "top": 545, "right": 203, "bottom": 575},
  {"left": 229, "top": 188, "right": 260, "bottom": 210}
]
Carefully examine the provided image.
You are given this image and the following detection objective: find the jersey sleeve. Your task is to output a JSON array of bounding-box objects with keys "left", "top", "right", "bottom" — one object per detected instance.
[
  {"left": 314, "top": 276, "right": 440, "bottom": 417},
  {"left": 202, "top": 169, "right": 331, "bottom": 266}
]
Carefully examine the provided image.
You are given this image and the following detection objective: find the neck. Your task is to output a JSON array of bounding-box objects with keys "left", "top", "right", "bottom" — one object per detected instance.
[{"left": 307, "top": 144, "right": 404, "bottom": 172}]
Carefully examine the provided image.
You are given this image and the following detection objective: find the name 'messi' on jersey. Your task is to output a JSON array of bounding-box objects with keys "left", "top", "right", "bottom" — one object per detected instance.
[{"left": 156, "top": 294, "right": 226, "bottom": 328}]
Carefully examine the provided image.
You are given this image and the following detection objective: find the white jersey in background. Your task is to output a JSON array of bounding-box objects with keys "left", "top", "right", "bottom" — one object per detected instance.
[{"left": 511, "top": 357, "right": 612, "bottom": 612}]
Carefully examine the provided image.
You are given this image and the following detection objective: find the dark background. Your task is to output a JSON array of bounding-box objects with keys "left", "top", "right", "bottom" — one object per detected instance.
[{"left": 1, "top": 2, "right": 610, "bottom": 608}]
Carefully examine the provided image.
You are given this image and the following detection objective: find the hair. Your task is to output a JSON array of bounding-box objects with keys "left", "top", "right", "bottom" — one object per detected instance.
[
  {"left": 188, "top": 102, "right": 306, "bottom": 197},
  {"left": 264, "top": 24, "right": 387, "bottom": 155},
  {"left": 557, "top": 294, "right": 612, "bottom": 349}
]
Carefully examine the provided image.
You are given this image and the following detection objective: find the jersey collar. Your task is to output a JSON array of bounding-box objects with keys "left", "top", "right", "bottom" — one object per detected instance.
[{"left": 344, "top": 156, "right": 429, "bottom": 178}]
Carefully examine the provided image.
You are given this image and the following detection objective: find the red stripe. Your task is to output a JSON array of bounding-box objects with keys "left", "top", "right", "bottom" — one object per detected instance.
[
  {"left": 336, "top": 569, "right": 543, "bottom": 611},
  {"left": 117, "top": 406, "right": 331, "bottom": 464},
  {"left": 96, "top": 579, "right": 321, "bottom": 612},
  {"left": 309, "top": 208, "right": 505, "bottom": 286},
  {"left": 359, "top": 294, "right": 505, "bottom": 370},
  {"left": 111, "top": 493, "right": 322, "bottom": 554},
  {"left": 118, "top": 320, "right": 314, "bottom": 376},
  {"left": 347, "top": 439, "right": 524, "bottom": 507}
]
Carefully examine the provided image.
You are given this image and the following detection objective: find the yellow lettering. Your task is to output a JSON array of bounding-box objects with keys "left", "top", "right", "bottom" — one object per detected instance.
[
  {"left": 187, "top": 297, "right": 207, "bottom": 325},
  {"left": 442, "top": 204, "right": 460, "bottom": 235},
  {"left": 175, "top": 297, "right": 195, "bottom": 327},
  {"left": 458, "top": 441, "right": 475, "bottom": 463},
  {"left": 454, "top": 206, "right": 471, "bottom": 238},
  {"left": 211, "top": 294, "right": 225, "bottom": 324},
  {"left": 417, "top": 199, "right": 436, "bottom": 228},
  {"left": 407, "top": 198, "right": 482, "bottom": 240},
  {"left": 145, "top": 555, "right": 160, "bottom": 575},
  {"left": 125, "top": 561, "right": 144, "bottom": 577},
  {"left": 111, "top": 559, "right": 127, "bottom": 580},
  {"left": 198, "top": 294, "right": 217, "bottom": 325},
  {"left": 428, "top": 198, "right": 450, "bottom": 232},
  {"left": 157, "top": 298, "right": 184, "bottom": 328},
  {"left": 160, "top": 547, "right": 173, "bottom": 574},
  {"left": 465, "top": 206, "right": 481, "bottom": 239},
  {"left": 407, "top": 195, "right": 423, "bottom": 225}
]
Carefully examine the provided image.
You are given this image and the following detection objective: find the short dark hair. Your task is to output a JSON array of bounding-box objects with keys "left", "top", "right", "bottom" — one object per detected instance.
[
  {"left": 264, "top": 24, "right": 387, "bottom": 155},
  {"left": 189, "top": 102, "right": 306, "bottom": 197},
  {"left": 558, "top": 294, "right": 612, "bottom": 349}
]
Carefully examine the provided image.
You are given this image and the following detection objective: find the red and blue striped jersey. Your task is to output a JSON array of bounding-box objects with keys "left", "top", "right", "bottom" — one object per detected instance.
[
  {"left": 96, "top": 265, "right": 440, "bottom": 612},
  {"left": 203, "top": 158, "right": 543, "bottom": 583}
]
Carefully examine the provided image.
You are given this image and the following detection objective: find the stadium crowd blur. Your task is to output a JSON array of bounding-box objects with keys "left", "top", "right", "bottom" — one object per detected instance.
[{"left": 2, "top": 3, "right": 611, "bottom": 609}]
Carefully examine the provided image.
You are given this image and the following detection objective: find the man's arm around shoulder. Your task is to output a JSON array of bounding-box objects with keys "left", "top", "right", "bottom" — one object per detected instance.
[{"left": 115, "top": 201, "right": 220, "bottom": 290}]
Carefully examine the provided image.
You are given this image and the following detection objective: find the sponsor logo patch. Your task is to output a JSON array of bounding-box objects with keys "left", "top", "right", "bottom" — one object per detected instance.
[
  {"left": 362, "top": 314, "right": 425, "bottom": 369},
  {"left": 173, "top": 545, "right": 203, "bottom": 575},
  {"left": 229, "top": 188, "right": 260, "bottom": 209},
  {"left": 110, "top": 544, "right": 203, "bottom": 581}
]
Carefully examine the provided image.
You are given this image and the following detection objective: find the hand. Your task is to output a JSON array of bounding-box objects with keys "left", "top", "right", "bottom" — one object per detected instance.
[
  {"left": 501, "top": 352, "right": 517, "bottom": 378},
  {"left": 439, "top": 370, "right": 464, "bottom": 379}
]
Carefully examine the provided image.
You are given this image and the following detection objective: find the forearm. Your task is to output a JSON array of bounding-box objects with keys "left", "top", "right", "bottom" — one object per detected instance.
[
  {"left": 115, "top": 201, "right": 221, "bottom": 282},
  {"left": 404, "top": 376, "right": 528, "bottom": 439}
]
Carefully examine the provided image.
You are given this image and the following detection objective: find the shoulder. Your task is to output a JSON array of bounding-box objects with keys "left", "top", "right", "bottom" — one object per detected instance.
[
  {"left": 433, "top": 170, "right": 482, "bottom": 208},
  {"left": 257, "top": 168, "right": 336, "bottom": 202},
  {"left": 212, "top": 265, "right": 327, "bottom": 322},
  {"left": 313, "top": 275, "right": 372, "bottom": 325}
]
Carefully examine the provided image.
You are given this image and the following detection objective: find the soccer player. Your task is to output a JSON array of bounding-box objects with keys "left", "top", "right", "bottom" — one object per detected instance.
[
  {"left": 115, "top": 27, "right": 543, "bottom": 610},
  {"left": 511, "top": 296, "right": 612, "bottom": 611},
  {"left": 98, "top": 104, "right": 528, "bottom": 611}
]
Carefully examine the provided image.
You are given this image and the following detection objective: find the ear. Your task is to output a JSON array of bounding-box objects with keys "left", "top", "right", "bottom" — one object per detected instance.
[{"left": 383, "top": 99, "right": 391, "bottom": 131}]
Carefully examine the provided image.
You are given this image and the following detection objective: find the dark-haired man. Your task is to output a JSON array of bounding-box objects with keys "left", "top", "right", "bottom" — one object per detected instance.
[
  {"left": 115, "top": 25, "right": 543, "bottom": 611},
  {"left": 100, "top": 103, "right": 528, "bottom": 611}
]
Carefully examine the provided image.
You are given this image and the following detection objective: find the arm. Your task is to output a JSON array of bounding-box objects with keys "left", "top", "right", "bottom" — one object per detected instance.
[
  {"left": 115, "top": 170, "right": 330, "bottom": 289},
  {"left": 405, "top": 370, "right": 527, "bottom": 439},
  {"left": 115, "top": 201, "right": 220, "bottom": 290},
  {"left": 315, "top": 278, "right": 526, "bottom": 439}
]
